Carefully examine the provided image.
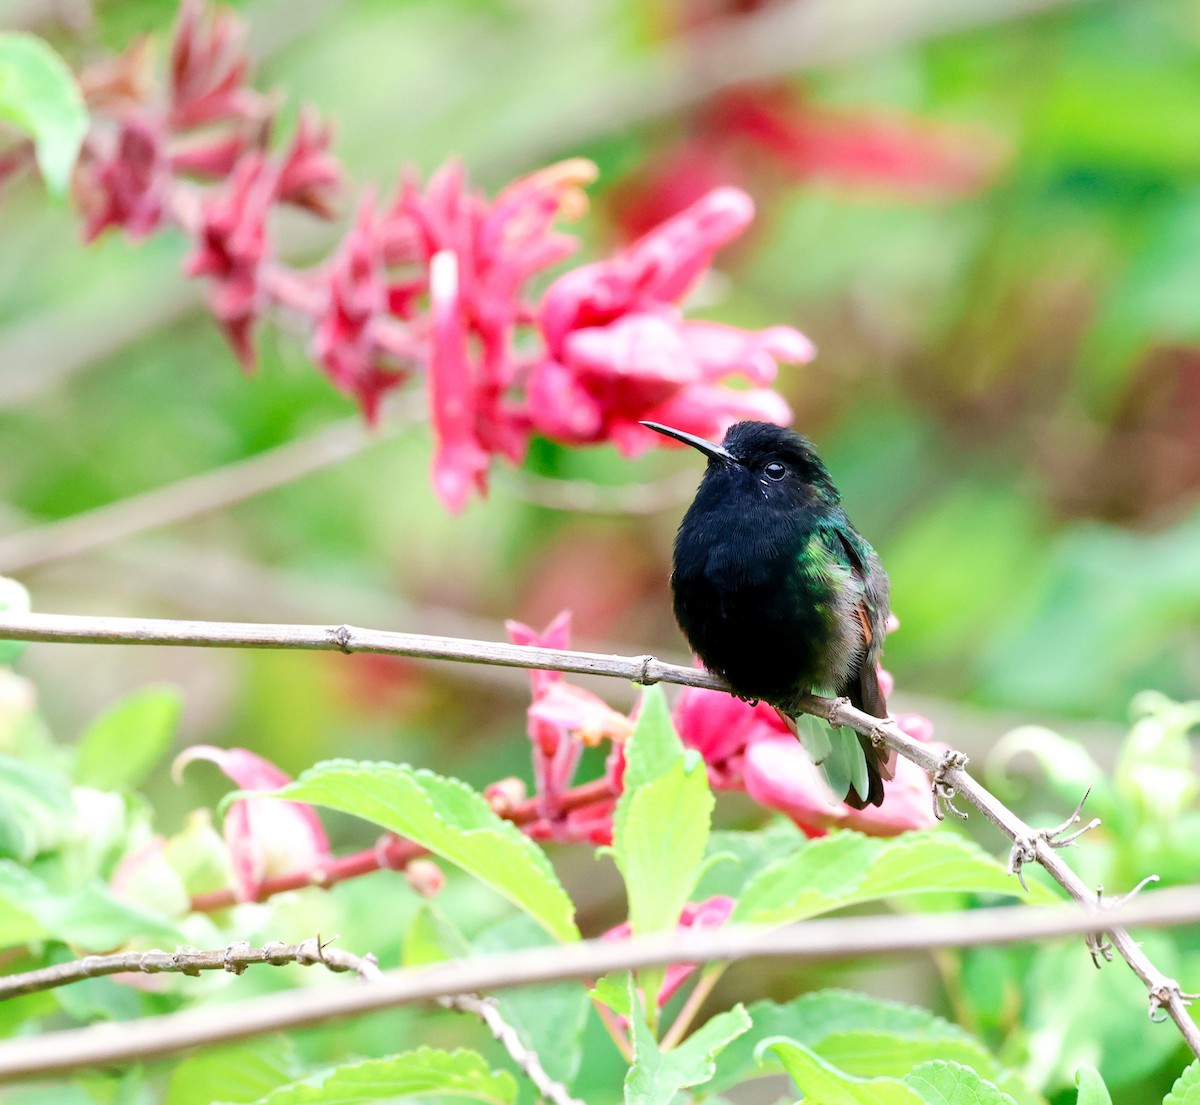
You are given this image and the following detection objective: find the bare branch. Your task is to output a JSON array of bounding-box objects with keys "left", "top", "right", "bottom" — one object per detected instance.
[
  {"left": 0, "top": 936, "right": 380, "bottom": 1001},
  {"left": 1, "top": 889, "right": 1200, "bottom": 1082}
]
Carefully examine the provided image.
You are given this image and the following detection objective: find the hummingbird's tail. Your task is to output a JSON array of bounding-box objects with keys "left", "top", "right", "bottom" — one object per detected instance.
[{"left": 843, "top": 661, "right": 895, "bottom": 809}]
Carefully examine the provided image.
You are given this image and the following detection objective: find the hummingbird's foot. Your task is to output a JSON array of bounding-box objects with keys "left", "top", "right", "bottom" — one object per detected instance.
[
  {"left": 826, "top": 696, "right": 853, "bottom": 727},
  {"left": 931, "top": 750, "right": 970, "bottom": 821},
  {"left": 1008, "top": 788, "right": 1102, "bottom": 892},
  {"left": 1085, "top": 876, "right": 1160, "bottom": 969}
]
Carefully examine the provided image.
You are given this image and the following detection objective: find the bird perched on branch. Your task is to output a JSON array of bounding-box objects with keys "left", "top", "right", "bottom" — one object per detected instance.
[{"left": 642, "top": 419, "right": 894, "bottom": 808}]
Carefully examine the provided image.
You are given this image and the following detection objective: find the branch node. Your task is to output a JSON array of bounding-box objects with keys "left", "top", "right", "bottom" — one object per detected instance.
[
  {"left": 635, "top": 654, "right": 658, "bottom": 686},
  {"left": 869, "top": 725, "right": 888, "bottom": 749},
  {"left": 262, "top": 941, "right": 291, "bottom": 966},
  {"left": 931, "top": 750, "right": 970, "bottom": 821},
  {"left": 826, "top": 696, "right": 853, "bottom": 727},
  {"left": 223, "top": 941, "right": 253, "bottom": 975},
  {"left": 329, "top": 624, "right": 354, "bottom": 654}
]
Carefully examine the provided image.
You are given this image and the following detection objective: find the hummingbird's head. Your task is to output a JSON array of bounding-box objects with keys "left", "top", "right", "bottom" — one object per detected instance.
[{"left": 640, "top": 420, "right": 839, "bottom": 506}]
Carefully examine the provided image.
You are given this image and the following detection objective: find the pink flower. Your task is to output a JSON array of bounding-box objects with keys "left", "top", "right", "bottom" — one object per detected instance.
[
  {"left": 310, "top": 195, "right": 407, "bottom": 421},
  {"left": 673, "top": 686, "right": 791, "bottom": 789},
  {"left": 168, "top": 0, "right": 267, "bottom": 131},
  {"left": 184, "top": 153, "right": 279, "bottom": 367},
  {"left": 80, "top": 116, "right": 169, "bottom": 242},
  {"left": 743, "top": 714, "right": 941, "bottom": 837},
  {"left": 275, "top": 109, "right": 341, "bottom": 218},
  {"left": 388, "top": 160, "right": 595, "bottom": 511},
  {"left": 528, "top": 188, "right": 811, "bottom": 454},
  {"left": 173, "top": 745, "right": 330, "bottom": 903},
  {"left": 604, "top": 896, "right": 734, "bottom": 1008},
  {"left": 507, "top": 611, "right": 631, "bottom": 836}
]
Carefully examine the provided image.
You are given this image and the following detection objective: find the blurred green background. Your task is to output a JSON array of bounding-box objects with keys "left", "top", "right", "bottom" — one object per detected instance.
[{"left": 2, "top": 0, "right": 1200, "bottom": 1097}]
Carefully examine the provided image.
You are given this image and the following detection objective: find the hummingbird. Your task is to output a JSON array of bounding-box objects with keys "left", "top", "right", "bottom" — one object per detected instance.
[{"left": 642, "top": 419, "right": 894, "bottom": 808}]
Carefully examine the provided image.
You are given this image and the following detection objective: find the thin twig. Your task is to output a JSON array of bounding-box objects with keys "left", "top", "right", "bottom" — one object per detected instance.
[
  {"left": 0, "top": 611, "right": 1195, "bottom": 1056},
  {"left": 0, "top": 937, "right": 380, "bottom": 1001},
  {"left": 2, "top": 890, "right": 1200, "bottom": 1082},
  {"left": 0, "top": 395, "right": 422, "bottom": 574},
  {"left": 441, "top": 994, "right": 583, "bottom": 1105}
]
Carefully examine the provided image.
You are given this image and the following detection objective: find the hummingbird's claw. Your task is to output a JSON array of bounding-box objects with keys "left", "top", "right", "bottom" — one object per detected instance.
[
  {"left": 1008, "top": 788, "right": 1102, "bottom": 892},
  {"left": 931, "top": 750, "right": 970, "bottom": 821}
]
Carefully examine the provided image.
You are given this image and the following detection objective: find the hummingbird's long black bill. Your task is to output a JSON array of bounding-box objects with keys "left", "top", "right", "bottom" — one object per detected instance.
[{"left": 640, "top": 421, "right": 735, "bottom": 462}]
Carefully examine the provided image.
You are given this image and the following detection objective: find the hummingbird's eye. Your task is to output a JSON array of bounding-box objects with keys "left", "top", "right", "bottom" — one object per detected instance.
[{"left": 764, "top": 462, "right": 786, "bottom": 481}]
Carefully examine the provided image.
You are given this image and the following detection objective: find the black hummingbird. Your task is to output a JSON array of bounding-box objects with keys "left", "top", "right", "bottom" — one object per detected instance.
[{"left": 642, "top": 419, "right": 894, "bottom": 808}]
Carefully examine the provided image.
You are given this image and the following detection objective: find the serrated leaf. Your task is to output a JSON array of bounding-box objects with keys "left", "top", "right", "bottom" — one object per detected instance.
[
  {"left": 0, "top": 859, "right": 182, "bottom": 949},
  {"left": 1073, "top": 1065, "right": 1112, "bottom": 1105},
  {"left": 0, "top": 33, "right": 87, "bottom": 197},
  {"left": 0, "top": 755, "right": 74, "bottom": 862},
  {"left": 244, "top": 1049, "right": 517, "bottom": 1105},
  {"left": 763, "top": 1038, "right": 927, "bottom": 1104},
  {"left": 733, "top": 831, "right": 1055, "bottom": 925},
  {"left": 0, "top": 577, "right": 31, "bottom": 666},
  {"left": 274, "top": 761, "right": 578, "bottom": 942},
  {"left": 712, "top": 991, "right": 995, "bottom": 1093},
  {"left": 626, "top": 999, "right": 751, "bottom": 1105},
  {"left": 614, "top": 755, "right": 713, "bottom": 935},
  {"left": 624, "top": 685, "right": 683, "bottom": 792},
  {"left": 76, "top": 686, "right": 182, "bottom": 791},
  {"left": 589, "top": 972, "right": 632, "bottom": 1018},
  {"left": 1165, "top": 1060, "right": 1200, "bottom": 1105},
  {"left": 903, "top": 1060, "right": 1017, "bottom": 1105},
  {"left": 695, "top": 822, "right": 806, "bottom": 900},
  {"left": 165, "top": 1043, "right": 299, "bottom": 1105}
]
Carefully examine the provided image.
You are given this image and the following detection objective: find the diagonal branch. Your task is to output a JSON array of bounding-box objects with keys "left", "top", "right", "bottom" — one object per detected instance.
[
  {"left": 0, "top": 610, "right": 1196, "bottom": 1056},
  {"left": 1, "top": 890, "right": 1200, "bottom": 1082}
]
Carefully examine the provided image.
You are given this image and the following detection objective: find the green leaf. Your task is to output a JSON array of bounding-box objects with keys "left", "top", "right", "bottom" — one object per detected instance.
[
  {"left": 903, "top": 1060, "right": 1017, "bottom": 1105},
  {"left": 0, "top": 755, "right": 74, "bottom": 862},
  {"left": 1073, "top": 1066, "right": 1112, "bottom": 1105},
  {"left": 402, "top": 903, "right": 469, "bottom": 968},
  {"left": 244, "top": 1049, "right": 517, "bottom": 1105},
  {"left": 623, "top": 685, "right": 683, "bottom": 792},
  {"left": 712, "top": 991, "right": 997, "bottom": 1093},
  {"left": 626, "top": 999, "right": 751, "bottom": 1105},
  {"left": 0, "top": 576, "right": 31, "bottom": 666},
  {"left": 0, "top": 860, "right": 181, "bottom": 948},
  {"left": 0, "top": 33, "right": 87, "bottom": 197},
  {"left": 733, "top": 831, "right": 1056, "bottom": 925},
  {"left": 76, "top": 686, "right": 183, "bottom": 791},
  {"left": 695, "top": 821, "right": 806, "bottom": 900},
  {"left": 273, "top": 760, "right": 578, "bottom": 942},
  {"left": 1165, "top": 1060, "right": 1200, "bottom": 1105},
  {"left": 589, "top": 972, "right": 632, "bottom": 1019},
  {"left": 613, "top": 755, "right": 713, "bottom": 935},
  {"left": 763, "top": 1038, "right": 927, "bottom": 1105},
  {"left": 165, "top": 1043, "right": 299, "bottom": 1105}
]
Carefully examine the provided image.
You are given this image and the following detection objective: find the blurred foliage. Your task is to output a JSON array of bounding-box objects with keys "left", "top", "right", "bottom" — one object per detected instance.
[{"left": 3, "top": 0, "right": 1200, "bottom": 1100}]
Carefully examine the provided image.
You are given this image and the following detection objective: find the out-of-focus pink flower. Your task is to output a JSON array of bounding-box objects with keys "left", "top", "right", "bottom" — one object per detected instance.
[
  {"left": 743, "top": 715, "right": 941, "bottom": 837},
  {"left": 173, "top": 745, "right": 330, "bottom": 903},
  {"left": 507, "top": 611, "right": 631, "bottom": 836},
  {"left": 310, "top": 195, "right": 406, "bottom": 422},
  {"left": 276, "top": 109, "right": 341, "bottom": 218},
  {"left": 604, "top": 896, "right": 734, "bottom": 1008},
  {"left": 185, "top": 153, "right": 278, "bottom": 367},
  {"left": 80, "top": 116, "right": 169, "bottom": 241},
  {"left": 673, "top": 686, "right": 791, "bottom": 788},
  {"left": 528, "top": 187, "right": 810, "bottom": 455},
  {"left": 168, "top": 0, "right": 267, "bottom": 131}
]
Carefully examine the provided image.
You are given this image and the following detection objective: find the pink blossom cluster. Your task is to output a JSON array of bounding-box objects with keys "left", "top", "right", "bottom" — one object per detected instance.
[{"left": 64, "top": 0, "right": 813, "bottom": 511}]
